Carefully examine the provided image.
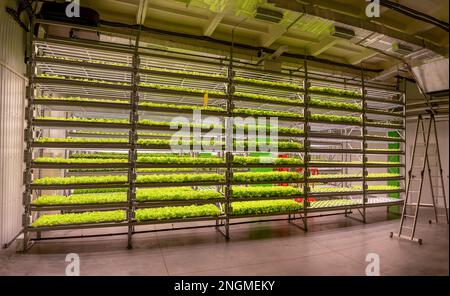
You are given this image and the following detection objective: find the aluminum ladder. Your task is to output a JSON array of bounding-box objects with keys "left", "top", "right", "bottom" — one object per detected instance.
[{"left": 390, "top": 114, "right": 449, "bottom": 244}]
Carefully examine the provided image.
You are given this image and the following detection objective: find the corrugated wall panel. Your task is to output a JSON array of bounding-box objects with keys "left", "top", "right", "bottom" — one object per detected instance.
[{"left": 0, "top": 0, "right": 26, "bottom": 246}]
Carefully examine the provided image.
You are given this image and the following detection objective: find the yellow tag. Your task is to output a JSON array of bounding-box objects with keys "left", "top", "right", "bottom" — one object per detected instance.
[{"left": 203, "top": 93, "right": 209, "bottom": 107}]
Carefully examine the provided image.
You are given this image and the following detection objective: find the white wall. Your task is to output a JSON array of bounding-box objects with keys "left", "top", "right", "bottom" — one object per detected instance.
[{"left": 0, "top": 0, "right": 26, "bottom": 246}]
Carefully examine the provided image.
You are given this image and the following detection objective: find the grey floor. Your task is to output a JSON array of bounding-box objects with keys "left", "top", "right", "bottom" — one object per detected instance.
[{"left": 1, "top": 208, "right": 448, "bottom": 276}]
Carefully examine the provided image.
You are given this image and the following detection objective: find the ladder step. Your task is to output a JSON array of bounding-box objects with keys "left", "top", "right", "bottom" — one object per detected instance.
[
  {"left": 403, "top": 215, "right": 415, "bottom": 218},
  {"left": 408, "top": 203, "right": 434, "bottom": 207},
  {"left": 401, "top": 226, "right": 413, "bottom": 230}
]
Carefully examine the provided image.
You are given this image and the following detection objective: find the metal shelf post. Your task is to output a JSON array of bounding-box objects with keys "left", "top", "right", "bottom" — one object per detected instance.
[
  {"left": 127, "top": 31, "right": 141, "bottom": 249},
  {"left": 224, "top": 39, "right": 235, "bottom": 240},
  {"left": 361, "top": 66, "right": 367, "bottom": 223},
  {"left": 303, "top": 59, "right": 310, "bottom": 231},
  {"left": 22, "top": 17, "right": 36, "bottom": 252}
]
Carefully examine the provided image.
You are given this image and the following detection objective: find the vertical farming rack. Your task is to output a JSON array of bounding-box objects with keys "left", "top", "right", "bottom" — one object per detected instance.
[{"left": 20, "top": 19, "right": 406, "bottom": 250}]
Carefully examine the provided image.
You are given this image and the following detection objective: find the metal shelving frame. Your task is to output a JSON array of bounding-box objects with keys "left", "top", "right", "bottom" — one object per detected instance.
[{"left": 19, "top": 18, "right": 406, "bottom": 250}]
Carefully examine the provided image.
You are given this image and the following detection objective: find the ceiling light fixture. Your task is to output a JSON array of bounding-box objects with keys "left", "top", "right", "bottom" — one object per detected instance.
[
  {"left": 392, "top": 43, "right": 414, "bottom": 55},
  {"left": 332, "top": 26, "right": 355, "bottom": 40},
  {"left": 255, "top": 7, "right": 283, "bottom": 23}
]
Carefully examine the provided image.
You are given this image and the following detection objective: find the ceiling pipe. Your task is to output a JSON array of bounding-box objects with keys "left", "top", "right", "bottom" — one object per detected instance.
[{"left": 378, "top": 0, "right": 449, "bottom": 32}]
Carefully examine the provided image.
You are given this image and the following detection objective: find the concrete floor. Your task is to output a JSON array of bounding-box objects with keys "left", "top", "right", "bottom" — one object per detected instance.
[{"left": 1, "top": 208, "right": 448, "bottom": 275}]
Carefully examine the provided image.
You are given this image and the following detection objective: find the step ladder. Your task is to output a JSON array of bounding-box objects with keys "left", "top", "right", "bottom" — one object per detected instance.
[{"left": 390, "top": 114, "right": 449, "bottom": 244}]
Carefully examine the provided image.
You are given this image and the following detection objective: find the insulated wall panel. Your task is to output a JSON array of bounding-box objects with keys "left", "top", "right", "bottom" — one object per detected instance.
[{"left": 0, "top": 0, "right": 26, "bottom": 246}]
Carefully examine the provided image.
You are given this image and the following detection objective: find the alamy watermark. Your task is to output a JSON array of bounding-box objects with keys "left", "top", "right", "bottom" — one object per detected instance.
[
  {"left": 169, "top": 111, "right": 279, "bottom": 157},
  {"left": 366, "top": 0, "right": 380, "bottom": 18},
  {"left": 365, "top": 252, "right": 380, "bottom": 276},
  {"left": 65, "top": 253, "right": 80, "bottom": 276},
  {"left": 65, "top": 0, "right": 80, "bottom": 18}
]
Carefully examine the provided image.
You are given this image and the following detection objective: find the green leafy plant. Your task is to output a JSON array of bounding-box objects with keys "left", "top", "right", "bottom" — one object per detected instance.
[
  {"left": 70, "top": 152, "right": 185, "bottom": 159},
  {"left": 309, "top": 98, "right": 362, "bottom": 111},
  {"left": 35, "top": 137, "right": 128, "bottom": 143},
  {"left": 309, "top": 199, "right": 360, "bottom": 208},
  {"left": 310, "top": 185, "right": 400, "bottom": 194},
  {"left": 38, "top": 73, "right": 129, "bottom": 86},
  {"left": 37, "top": 96, "right": 128, "bottom": 104},
  {"left": 32, "top": 188, "right": 222, "bottom": 205},
  {"left": 353, "top": 185, "right": 401, "bottom": 191},
  {"left": 36, "top": 136, "right": 301, "bottom": 150},
  {"left": 41, "top": 56, "right": 303, "bottom": 91},
  {"left": 310, "top": 160, "right": 401, "bottom": 165},
  {"left": 32, "top": 192, "right": 127, "bottom": 205},
  {"left": 71, "top": 131, "right": 174, "bottom": 138},
  {"left": 136, "top": 188, "right": 222, "bottom": 201},
  {"left": 231, "top": 199, "right": 302, "bottom": 215},
  {"left": 35, "top": 155, "right": 303, "bottom": 166},
  {"left": 137, "top": 173, "right": 224, "bottom": 184},
  {"left": 36, "top": 116, "right": 129, "bottom": 124},
  {"left": 34, "top": 157, "right": 128, "bottom": 164},
  {"left": 233, "top": 108, "right": 302, "bottom": 118},
  {"left": 74, "top": 188, "right": 128, "bottom": 194},
  {"left": 233, "top": 172, "right": 303, "bottom": 183},
  {"left": 309, "top": 86, "right": 361, "bottom": 98},
  {"left": 34, "top": 172, "right": 302, "bottom": 186},
  {"left": 35, "top": 115, "right": 303, "bottom": 136},
  {"left": 69, "top": 168, "right": 200, "bottom": 173},
  {"left": 135, "top": 204, "right": 222, "bottom": 221},
  {"left": 366, "top": 120, "right": 403, "bottom": 128},
  {"left": 139, "top": 81, "right": 224, "bottom": 96},
  {"left": 234, "top": 77, "right": 303, "bottom": 90},
  {"left": 33, "top": 173, "right": 225, "bottom": 185},
  {"left": 232, "top": 156, "right": 302, "bottom": 166},
  {"left": 31, "top": 210, "right": 126, "bottom": 227},
  {"left": 42, "top": 55, "right": 129, "bottom": 67},
  {"left": 309, "top": 114, "right": 361, "bottom": 124},
  {"left": 141, "top": 66, "right": 225, "bottom": 79},
  {"left": 33, "top": 175, "right": 128, "bottom": 185},
  {"left": 70, "top": 152, "right": 129, "bottom": 159},
  {"left": 366, "top": 148, "right": 402, "bottom": 152},
  {"left": 309, "top": 173, "right": 401, "bottom": 180},
  {"left": 234, "top": 92, "right": 301, "bottom": 105},
  {"left": 310, "top": 187, "right": 360, "bottom": 193},
  {"left": 232, "top": 186, "right": 302, "bottom": 199},
  {"left": 140, "top": 101, "right": 225, "bottom": 112},
  {"left": 366, "top": 135, "right": 403, "bottom": 140}
]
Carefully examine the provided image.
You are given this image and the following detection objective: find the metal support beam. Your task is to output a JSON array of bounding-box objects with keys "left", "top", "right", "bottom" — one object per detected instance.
[
  {"left": 203, "top": 12, "right": 225, "bottom": 37},
  {"left": 259, "top": 13, "right": 303, "bottom": 48},
  {"left": 372, "top": 62, "right": 405, "bottom": 81},
  {"left": 347, "top": 48, "right": 378, "bottom": 65},
  {"left": 260, "top": 24, "right": 287, "bottom": 47},
  {"left": 136, "top": 0, "right": 148, "bottom": 25},
  {"left": 308, "top": 36, "right": 338, "bottom": 56}
]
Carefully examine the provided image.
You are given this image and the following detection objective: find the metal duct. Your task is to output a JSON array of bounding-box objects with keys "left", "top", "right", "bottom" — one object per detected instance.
[{"left": 411, "top": 58, "right": 449, "bottom": 93}]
